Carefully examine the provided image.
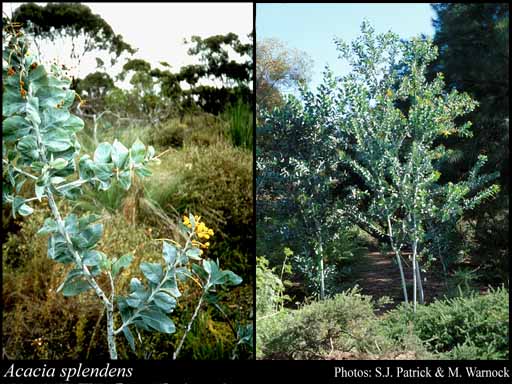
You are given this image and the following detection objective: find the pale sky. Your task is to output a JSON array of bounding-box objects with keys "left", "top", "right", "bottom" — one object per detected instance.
[
  {"left": 3, "top": 2, "right": 253, "bottom": 83},
  {"left": 257, "top": 3, "right": 436, "bottom": 91}
]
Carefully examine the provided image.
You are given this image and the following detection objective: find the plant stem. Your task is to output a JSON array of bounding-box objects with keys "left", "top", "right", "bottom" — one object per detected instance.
[
  {"left": 314, "top": 217, "right": 325, "bottom": 300},
  {"left": 107, "top": 272, "right": 118, "bottom": 359},
  {"left": 412, "top": 242, "right": 417, "bottom": 312},
  {"left": 31, "top": 104, "right": 117, "bottom": 359},
  {"left": 319, "top": 253, "right": 325, "bottom": 300},
  {"left": 173, "top": 285, "right": 208, "bottom": 360},
  {"left": 46, "top": 190, "right": 118, "bottom": 358},
  {"left": 115, "top": 231, "right": 196, "bottom": 336},
  {"left": 412, "top": 231, "right": 418, "bottom": 313},
  {"left": 387, "top": 215, "right": 408, "bottom": 303},
  {"left": 56, "top": 178, "right": 93, "bottom": 192},
  {"left": 415, "top": 259, "right": 425, "bottom": 304},
  {"left": 2, "top": 159, "right": 38, "bottom": 180}
]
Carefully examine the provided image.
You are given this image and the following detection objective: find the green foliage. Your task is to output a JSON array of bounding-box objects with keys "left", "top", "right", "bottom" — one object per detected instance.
[
  {"left": 381, "top": 287, "right": 509, "bottom": 359},
  {"left": 430, "top": 3, "right": 509, "bottom": 286},
  {"left": 12, "top": 3, "right": 135, "bottom": 67},
  {"left": 257, "top": 285, "right": 508, "bottom": 360},
  {"left": 223, "top": 100, "right": 253, "bottom": 150},
  {"left": 186, "top": 32, "right": 252, "bottom": 87},
  {"left": 2, "top": 23, "right": 244, "bottom": 360},
  {"left": 293, "top": 227, "right": 367, "bottom": 297},
  {"left": 2, "top": 207, "right": 160, "bottom": 359},
  {"left": 144, "top": 143, "right": 253, "bottom": 279},
  {"left": 257, "top": 288, "right": 421, "bottom": 360},
  {"left": 256, "top": 257, "right": 286, "bottom": 317},
  {"left": 291, "top": 21, "right": 501, "bottom": 307},
  {"left": 257, "top": 78, "right": 352, "bottom": 298},
  {"left": 3, "top": 208, "right": 247, "bottom": 359}
]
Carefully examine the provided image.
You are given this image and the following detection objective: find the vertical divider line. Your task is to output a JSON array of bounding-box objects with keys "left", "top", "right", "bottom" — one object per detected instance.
[{"left": 252, "top": 0, "right": 258, "bottom": 360}]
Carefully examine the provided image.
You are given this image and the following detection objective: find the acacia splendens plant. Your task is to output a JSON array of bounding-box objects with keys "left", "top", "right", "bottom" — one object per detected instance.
[
  {"left": 332, "top": 22, "right": 499, "bottom": 311},
  {"left": 257, "top": 79, "right": 348, "bottom": 300},
  {"left": 2, "top": 23, "right": 241, "bottom": 359}
]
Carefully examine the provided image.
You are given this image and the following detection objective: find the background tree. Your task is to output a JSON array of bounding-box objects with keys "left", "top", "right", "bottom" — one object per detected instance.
[
  {"left": 186, "top": 32, "right": 252, "bottom": 87},
  {"left": 428, "top": 3, "right": 509, "bottom": 283},
  {"left": 12, "top": 3, "right": 135, "bottom": 72},
  {"left": 116, "top": 59, "right": 178, "bottom": 125},
  {"left": 257, "top": 70, "right": 352, "bottom": 299},
  {"left": 256, "top": 38, "right": 313, "bottom": 114},
  {"left": 184, "top": 32, "right": 253, "bottom": 115},
  {"left": 75, "top": 71, "right": 114, "bottom": 109}
]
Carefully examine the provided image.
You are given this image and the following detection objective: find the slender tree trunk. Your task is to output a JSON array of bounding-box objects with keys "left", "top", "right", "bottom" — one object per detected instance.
[
  {"left": 396, "top": 251, "right": 408, "bottom": 304},
  {"left": 412, "top": 237, "right": 418, "bottom": 313},
  {"left": 313, "top": 217, "right": 325, "bottom": 300},
  {"left": 415, "top": 259, "right": 425, "bottom": 305},
  {"left": 387, "top": 216, "right": 408, "bottom": 303},
  {"left": 319, "top": 244, "right": 325, "bottom": 300}
]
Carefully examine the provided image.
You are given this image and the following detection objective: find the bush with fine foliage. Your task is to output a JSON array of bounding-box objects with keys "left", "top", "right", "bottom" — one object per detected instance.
[
  {"left": 144, "top": 142, "right": 253, "bottom": 279},
  {"left": 256, "top": 288, "right": 408, "bottom": 359},
  {"left": 257, "top": 286, "right": 508, "bottom": 360},
  {"left": 380, "top": 287, "right": 509, "bottom": 360}
]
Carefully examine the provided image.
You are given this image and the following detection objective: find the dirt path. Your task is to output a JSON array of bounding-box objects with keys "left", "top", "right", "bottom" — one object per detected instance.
[{"left": 351, "top": 251, "right": 447, "bottom": 313}]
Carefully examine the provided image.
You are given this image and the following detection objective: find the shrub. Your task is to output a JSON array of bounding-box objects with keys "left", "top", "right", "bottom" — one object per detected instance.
[
  {"left": 144, "top": 142, "right": 253, "bottom": 278},
  {"left": 148, "top": 114, "right": 227, "bottom": 150},
  {"left": 223, "top": 100, "right": 253, "bottom": 150},
  {"left": 148, "top": 120, "right": 187, "bottom": 149},
  {"left": 3, "top": 21, "right": 246, "bottom": 360},
  {"left": 380, "top": 287, "right": 509, "bottom": 359},
  {"left": 257, "top": 288, "right": 409, "bottom": 359},
  {"left": 256, "top": 257, "right": 286, "bottom": 317}
]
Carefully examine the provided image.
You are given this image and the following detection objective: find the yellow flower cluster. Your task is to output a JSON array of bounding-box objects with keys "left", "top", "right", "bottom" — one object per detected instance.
[
  {"left": 440, "top": 129, "right": 453, "bottom": 137},
  {"left": 183, "top": 215, "right": 214, "bottom": 255},
  {"left": 31, "top": 337, "right": 44, "bottom": 347}
]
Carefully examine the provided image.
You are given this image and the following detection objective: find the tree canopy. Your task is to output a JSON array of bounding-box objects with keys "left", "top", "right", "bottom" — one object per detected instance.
[
  {"left": 12, "top": 3, "right": 135, "bottom": 68},
  {"left": 256, "top": 38, "right": 313, "bottom": 114},
  {"left": 429, "top": 3, "right": 509, "bottom": 283}
]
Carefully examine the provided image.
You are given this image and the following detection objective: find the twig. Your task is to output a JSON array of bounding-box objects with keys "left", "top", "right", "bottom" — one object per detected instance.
[
  {"left": 173, "top": 281, "right": 209, "bottom": 360},
  {"left": 86, "top": 308, "right": 105, "bottom": 359},
  {"left": 154, "top": 148, "right": 172, "bottom": 160},
  {"left": 2, "top": 159, "right": 38, "bottom": 180}
]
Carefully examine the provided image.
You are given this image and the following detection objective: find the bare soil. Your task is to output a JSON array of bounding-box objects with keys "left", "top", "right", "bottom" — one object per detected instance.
[{"left": 351, "top": 251, "right": 447, "bottom": 314}]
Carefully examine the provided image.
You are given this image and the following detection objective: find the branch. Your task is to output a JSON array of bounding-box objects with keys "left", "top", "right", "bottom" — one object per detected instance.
[
  {"left": 2, "top": 159, "right": 38, "bottom": 180},
  {"left": 173, "top": 282, "right": 208, "bottom": 360}
]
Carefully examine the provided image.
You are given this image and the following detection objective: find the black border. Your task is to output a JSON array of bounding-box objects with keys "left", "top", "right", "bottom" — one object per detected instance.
[
  {"left": 1, "top": 2, "right": 511, "bottom": 384},
  {"left": 252, "top": 0, "right": 257, "bottom": 358},
  {"left": 1, "top": 360, "right": 511, "bottom": 383}
]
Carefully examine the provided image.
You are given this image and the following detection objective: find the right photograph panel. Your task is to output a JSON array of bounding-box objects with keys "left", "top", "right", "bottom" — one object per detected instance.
[{"left": 255, "top": 3, "right": 509, "bottom": 360}]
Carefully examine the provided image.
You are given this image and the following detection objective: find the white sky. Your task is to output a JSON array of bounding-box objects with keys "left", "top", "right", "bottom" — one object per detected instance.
[{"left": 3, "top": 2, "right": 253, "bottom": 84}]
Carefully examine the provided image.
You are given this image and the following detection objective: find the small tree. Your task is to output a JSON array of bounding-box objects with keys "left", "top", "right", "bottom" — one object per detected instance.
[
  {"left": 256, "top": 38, "right": 314, "bottom": 114},
  {"left": 333, "top": 22, "right": 500, "bottom": 311},
  {"left": 11, "top": 3, "right": 135, "bottom": 71},
  {"left": 257, "top": 71, "right": 346, "bottom": 299}
]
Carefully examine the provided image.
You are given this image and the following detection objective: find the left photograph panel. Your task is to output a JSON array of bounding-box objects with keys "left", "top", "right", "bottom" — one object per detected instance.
[{"left": 2, "top": 2, "right": 254, "bottom": 360}]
